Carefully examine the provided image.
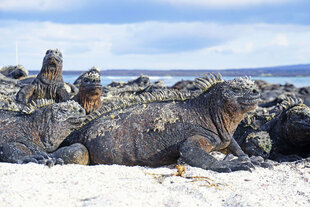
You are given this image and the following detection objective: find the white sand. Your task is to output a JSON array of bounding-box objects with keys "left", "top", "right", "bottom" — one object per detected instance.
[{"left": 0, "top": 161, "right": 309, "bottom": 207}]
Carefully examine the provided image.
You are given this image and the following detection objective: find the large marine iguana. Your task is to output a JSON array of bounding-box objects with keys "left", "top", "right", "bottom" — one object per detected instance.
[
  {"left": 73, "top": 68, "right": 102, "bottom": 114},
  {"left": 234, "top": 96, "right": 310, "bottom": 162},
  {"left": 16, "top": 49, "right": 70, "bottom": 104},
  {"left": 0, "top": 100, "right": 88, "bottom": 165},
  {"left": 65, "top": 74, "right": 261, "bottom": 172}
]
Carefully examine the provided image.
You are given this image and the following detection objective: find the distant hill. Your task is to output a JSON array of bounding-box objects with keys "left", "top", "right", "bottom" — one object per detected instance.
[{"left": 29, "top": 63, "right": 310, "bottom": 77}]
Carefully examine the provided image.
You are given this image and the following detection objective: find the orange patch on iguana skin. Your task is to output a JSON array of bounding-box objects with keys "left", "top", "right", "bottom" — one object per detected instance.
[
  {"left": 15, "top": 143, "right": 32, "bottom": 155},
  {"left": 194, "top": 136, "right": 215, "bottom": 153},
  {"left": 74, "top": 87, "right": 102, "bottom": 114}
]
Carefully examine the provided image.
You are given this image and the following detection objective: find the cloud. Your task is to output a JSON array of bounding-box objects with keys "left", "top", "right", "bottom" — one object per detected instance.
[
  {"left": 272, "top": 34, "right": 289, "bottom": 46},
  {"left": 109, "top": 22, "right": 236, "bottom": 54},
  {"left": 0, "top": 0, "right": 86, "bottom": 11},
  {"left": 155, "top": 0, "right": 294, "bottom": 7},
  {"left": 1, "top": 20, "right": 310, "bottom": 70}
]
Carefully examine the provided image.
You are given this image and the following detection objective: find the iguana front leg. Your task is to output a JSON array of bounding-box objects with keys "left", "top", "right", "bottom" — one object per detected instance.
[
  {"left": 16, "top": 84, "right": 36, "bottom": 104},
  {"left": 227, "top": 135, "right": 274, "bottom": 168},
  {"left": 0, "top": 142, "right": 62, "bottom": 166},
  {"left": 227, "top": 137, "right": 249, "bottom": 158},
  {"left": 179, "top": 135, "right": 254, "bottom": 172},
  {"left": 0, "top": 142, "right": 32, "bottom": 163},
  {"left": 49, "top": 143, "right": 89, "bottom": 165},
  {"left": 56, "top": 86, "right": 71, "bottom": 102}
]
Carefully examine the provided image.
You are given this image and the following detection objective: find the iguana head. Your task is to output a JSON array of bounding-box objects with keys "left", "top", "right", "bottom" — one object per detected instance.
[
  {"left": 127, "top": 74, "right": 150, "bottom": 87},
  {"left": 36, "top": 100, "right": 86, "bottom": 152},
  {"left": 194, "top": 74, "right": 259, "bottom": 114},
  {"left": 49, "top": 100, "right": 86, "bottom": 127},
  {"left": 40, "top": 49, "right": 63, "bottom": 82},
  {"left": 194, "top": 75, "right": 260, "bottom": 134},
  {"left": 80, "top": 68, "right": 102, "bottom": 92},
  {"left": 221, "top": 77, "right": 260, "bottom": 113},
  {"left": 77, "top": 68, "right": 102, "bottom": 114},
  {"left": 283, "top": 105, "right": 310, "bottom": 147}
]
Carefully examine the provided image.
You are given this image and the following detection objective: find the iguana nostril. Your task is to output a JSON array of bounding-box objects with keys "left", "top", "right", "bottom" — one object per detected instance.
[{"left": 253, "top": 89, "right": 259, "bottom": 94}]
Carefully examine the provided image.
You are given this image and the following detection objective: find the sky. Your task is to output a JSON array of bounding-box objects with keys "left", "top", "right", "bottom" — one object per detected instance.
[{"left": 0, "top": 0, "right": 310, "bottom": 70}]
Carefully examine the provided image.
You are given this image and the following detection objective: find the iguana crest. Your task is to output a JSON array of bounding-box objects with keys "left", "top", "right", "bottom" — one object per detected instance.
[
  {"left": 193, "top": 73, "right": 223, "bottom": 92},
  {"left": 84, "top": 73, "right": 223, "bottom": 123},
  {"left": 0, "top": 97, "right": 55, "bottom": 114},
  {"left": 51, "top": 100, "right": 85, "bottom": 122},
  {"left": 84, "top": 70, "right": 100, "bottom": 80},
  {"left": 22, "top": 99, "right": 56, "bottom": 114}
]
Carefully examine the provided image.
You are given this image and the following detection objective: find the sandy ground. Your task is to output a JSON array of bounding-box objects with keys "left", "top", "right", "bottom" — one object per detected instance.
[{"left": 0, "top": 160, "right": 309, "bottom": 207}]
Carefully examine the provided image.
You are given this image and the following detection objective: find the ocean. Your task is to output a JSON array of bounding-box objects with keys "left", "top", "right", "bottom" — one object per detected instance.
[{"left": 61, "top": 74, "right": 310, "bottom": 88}]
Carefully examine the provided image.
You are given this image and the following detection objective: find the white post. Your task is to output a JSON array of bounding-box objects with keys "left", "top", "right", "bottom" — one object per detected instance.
[{"left": 15, "top": 41, "right": 19, "bottom": 65}]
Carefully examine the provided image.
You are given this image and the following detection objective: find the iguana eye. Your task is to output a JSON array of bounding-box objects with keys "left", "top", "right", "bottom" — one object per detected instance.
[{"left": 61, "top": 108, "right": 68, "bottom": 113}]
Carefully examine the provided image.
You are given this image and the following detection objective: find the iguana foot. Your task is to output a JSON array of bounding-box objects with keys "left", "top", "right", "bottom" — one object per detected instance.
[
  {"left": 274, "top": 154, "right": 303, "bottom": 162},
  {"left": 249, "top": 155, "right": 264, "bottom": 164},
  {"left": 250, "top": 156, "right": 274, "bottom": 169},
  {"left": 22, "top": 152, "right": 63, "bottom": 167},
  {"left": 224, "top": 153, "right": 273, "bottom": 169},
  {"left": 224, "top": 154, "right": 251, "bottom": 162},
  {"left": 50, "top": 143, "right": 89, "bottom": 165},
  {"left": 210, "top": 159, "right": 255, "bottom": 173}
]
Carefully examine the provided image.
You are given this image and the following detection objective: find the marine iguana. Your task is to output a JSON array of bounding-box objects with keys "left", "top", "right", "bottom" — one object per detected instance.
[
  {"left": 0, "top": 65, "right": 28, "bottom": 80},
  {"left": 73, "top": 67, "right": 101, "bottom": 88},
  {"left": 234, "top": 97, "right": 310, "bottom": 162},
  {"left": 73, "top": 68, "right": 102, "bottom": 114},
  {"left": 0, "top": 100, "right": 88, "bottom": 165},
  {"left": 16, "top": 49, "right": 70, "bottom": 104},
  {"left": 102, "top": 74, "right": 152, "bottom": 97},
  {"left": 0, "top": 73, "right": 21, "bottom": 100},
  {"left": 255, "top": 79, "right": 310, "bottom": 107},
  {"left": 65, "top": 74, "right": 261, "bottom": 172},
  {"left": 171, "top": 80, "right": 199, "bottom": 92}
]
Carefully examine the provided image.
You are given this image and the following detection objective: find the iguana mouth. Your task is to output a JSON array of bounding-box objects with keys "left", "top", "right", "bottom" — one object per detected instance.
[
  {"left": 239, "top": 95, "right": 260, "bottom": 106},
  {"left": 67, "top": 116, "right": 86, "bottom": 127},
  {"left": 46, "top": 54, "right": 61, "bottom": 65},
  {"left": 44, "top": 56, "right": 59, "bottom": 69},
  {"left": 49, "top": 62, "right": 57, "bottom": 67},
  {"left": 82, "top": 79, "right": 101, "bottom": 87},
  {"left": 292, "top": 121, "right": 310, "bottom": 128},
  {"left": 87, "top": 84, "right": 102, "bottom": 90}
]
